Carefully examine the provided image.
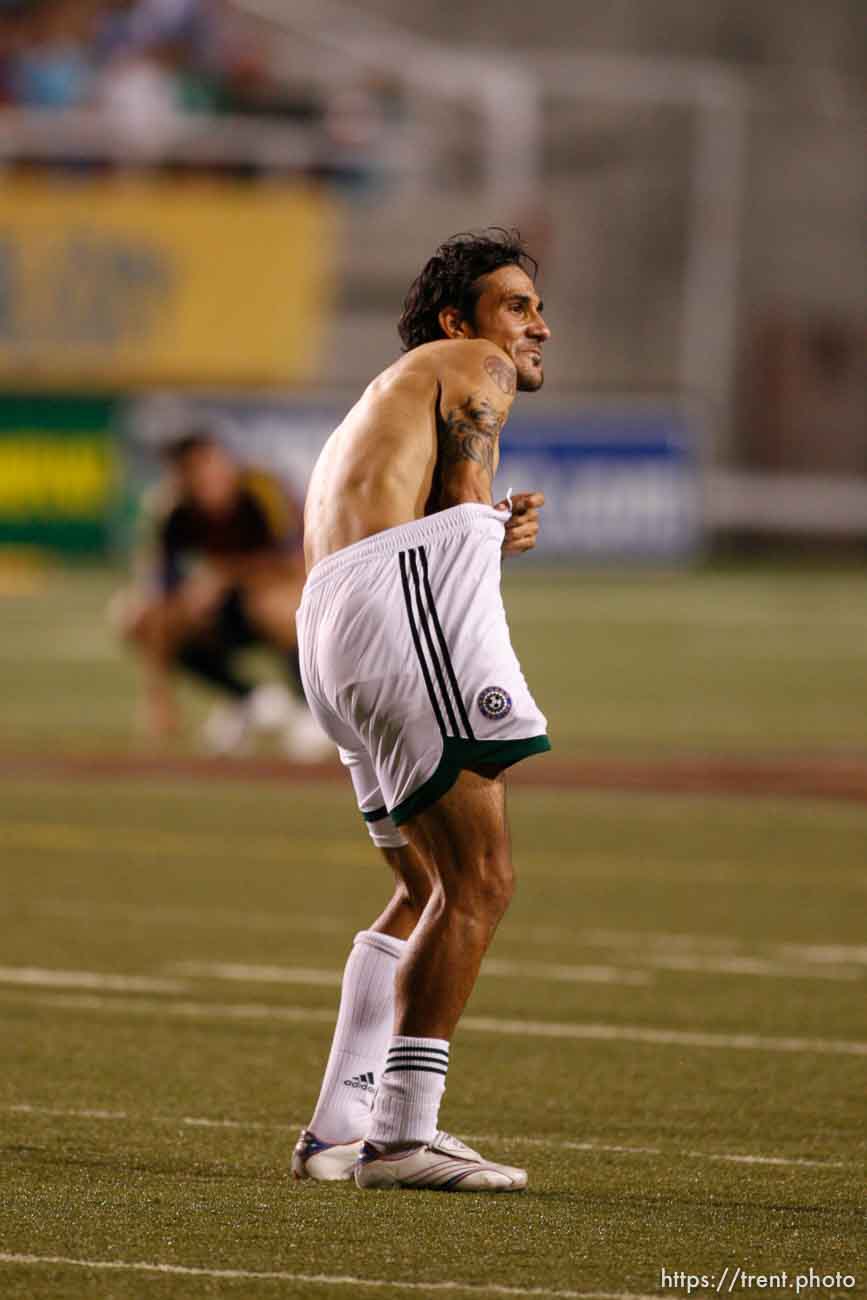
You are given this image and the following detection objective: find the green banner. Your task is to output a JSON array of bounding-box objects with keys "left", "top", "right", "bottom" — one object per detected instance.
[{"left": 0, "top": 396, "right": 119, "bottom": 553}]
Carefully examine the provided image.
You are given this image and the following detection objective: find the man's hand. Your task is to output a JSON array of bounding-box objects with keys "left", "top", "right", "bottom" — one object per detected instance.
[{"left": 496, "top": 491, "right": 545, "bottom": 555}]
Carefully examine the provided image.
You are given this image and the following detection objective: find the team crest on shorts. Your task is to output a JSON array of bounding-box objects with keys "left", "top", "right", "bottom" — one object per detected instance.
[{"left": 477, "top": 685, "right": 512, "bottom": 721}]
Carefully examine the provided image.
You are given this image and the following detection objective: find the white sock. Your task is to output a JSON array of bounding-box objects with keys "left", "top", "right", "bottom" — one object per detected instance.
[
  {"left": 307, "top": 929, "right": 405, "bottom": 1143},
  {"left": 366, "top": 1035, "right": 450, "bottom": 1148}
]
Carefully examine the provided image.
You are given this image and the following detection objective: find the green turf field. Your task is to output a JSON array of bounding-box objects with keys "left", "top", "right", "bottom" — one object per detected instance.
[{"left": 1, "top": 565, "right": 865, "bottom": 1299}]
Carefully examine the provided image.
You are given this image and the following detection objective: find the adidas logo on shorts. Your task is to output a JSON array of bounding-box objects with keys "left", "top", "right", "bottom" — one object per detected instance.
[{"left": 343, "top": 1071, "right": 376, "bottom": 1092}]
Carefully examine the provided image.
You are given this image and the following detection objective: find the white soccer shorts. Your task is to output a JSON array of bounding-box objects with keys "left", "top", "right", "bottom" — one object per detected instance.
[{"left": 296, "top": 503, "right": 550, "bottom": 834}]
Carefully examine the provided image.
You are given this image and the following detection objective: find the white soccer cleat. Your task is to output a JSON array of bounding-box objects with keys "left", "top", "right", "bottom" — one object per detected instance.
[
  {"left": 248, "top": 683, "right": 297, "bottom": 732},
  {"left": 203, "top": 684, "right": 303, "bottom": 757},
  {"left": 291, "top": 1128, "right": 364, "bottom": 1182},
  {"left": 354, "top": 1130, "right": 527, "bottom": 1192},
  {"left": 201, "top": 699, "right": 254, "bottom": 756}
]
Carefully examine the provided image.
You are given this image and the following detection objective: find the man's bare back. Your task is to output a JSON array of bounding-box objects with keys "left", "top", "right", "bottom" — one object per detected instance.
[{"left": 304, "top": 339, "right": 517, "bottom": 570}]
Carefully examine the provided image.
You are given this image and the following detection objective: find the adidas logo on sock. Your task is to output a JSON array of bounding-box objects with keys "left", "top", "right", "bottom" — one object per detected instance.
[{"left": 343, "top": 1071, "right": 376, "bottom": 1092}]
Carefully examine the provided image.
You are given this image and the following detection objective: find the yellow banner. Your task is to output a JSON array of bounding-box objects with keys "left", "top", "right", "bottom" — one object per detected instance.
[{"left": 0, "top": 179, "right": 336, "bottom": 387}]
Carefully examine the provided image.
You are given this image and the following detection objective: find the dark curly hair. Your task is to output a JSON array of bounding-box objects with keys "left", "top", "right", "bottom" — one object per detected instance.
[{"left": 397, "top": 228, "right": 538, "bottom": 352}]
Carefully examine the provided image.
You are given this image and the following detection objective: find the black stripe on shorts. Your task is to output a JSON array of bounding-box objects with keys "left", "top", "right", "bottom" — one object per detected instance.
[{"left": 398, "top": 546, "right": 473, "bottom": 741}]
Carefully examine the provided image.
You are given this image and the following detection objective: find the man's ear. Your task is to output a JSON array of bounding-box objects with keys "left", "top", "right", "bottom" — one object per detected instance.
[{"left": 438, "top": 306, "right": 475, "bottom": 340}]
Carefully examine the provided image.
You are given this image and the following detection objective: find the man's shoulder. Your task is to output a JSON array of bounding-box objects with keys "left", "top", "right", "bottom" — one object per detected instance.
[
  {"left": 395, "top": 338, "right": 514, "bottom": 381},
  {"left": 412, "top": 338, "right": 506, "bottom": 363}
]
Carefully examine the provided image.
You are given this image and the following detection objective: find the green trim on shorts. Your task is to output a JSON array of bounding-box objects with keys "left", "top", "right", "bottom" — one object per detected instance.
[
  {"left": 362, "top": 805, "right": 390, "bottom": 823},
  {"left": 389, "top": 734, "right": 551, "bottom": 827}
]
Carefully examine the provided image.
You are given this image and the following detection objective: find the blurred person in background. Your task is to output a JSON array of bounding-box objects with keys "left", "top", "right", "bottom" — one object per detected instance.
[
  {"left": 111, "top": 430, "right": 331, "bottom": 760},
  {"left": 5, "top": 0, "right": 99, "bottom": 109},
  {"left": 92, "top": 0, "right": 217, "bottom": 139}
]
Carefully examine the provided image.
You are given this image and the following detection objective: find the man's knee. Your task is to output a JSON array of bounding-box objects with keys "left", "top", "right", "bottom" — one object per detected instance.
[
  {"left": 382, "top": 843, "right": 432, "bottom": 917},
  {"left": 402, "top": 772, "right": 514, "bottom": 921}
]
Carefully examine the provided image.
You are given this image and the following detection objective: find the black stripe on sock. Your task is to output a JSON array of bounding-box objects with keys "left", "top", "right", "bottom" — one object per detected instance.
[
  {"left": 418, "top": 546, "right": 475, "bottom": 740},
  {"left": 408, "top": 548, "right": 460, "bottom": 737},
  {"left": 399, "top": 550, "right": 446, "bottom": 737},
  {"left": 385, "top": 1062, "right": 448, "bottom": 1074}
]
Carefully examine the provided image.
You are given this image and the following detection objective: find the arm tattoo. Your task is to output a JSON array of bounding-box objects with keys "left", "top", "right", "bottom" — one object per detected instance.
[
  {"left": 484, "top": 355, "right": 517, "bottom": 395},
  {"left": 438, "top": 395, "right": 504, "bottom": 476}
]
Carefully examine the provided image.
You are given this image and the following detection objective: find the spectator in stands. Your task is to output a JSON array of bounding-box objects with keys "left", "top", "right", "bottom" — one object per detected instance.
[{"left": 7, "top": 0, "right": 98, "bottom": 109}]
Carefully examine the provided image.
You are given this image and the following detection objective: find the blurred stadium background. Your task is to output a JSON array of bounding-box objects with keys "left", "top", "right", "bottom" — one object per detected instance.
[{"left": 0, "top": 2, "right": 865, "bottom": 1298}]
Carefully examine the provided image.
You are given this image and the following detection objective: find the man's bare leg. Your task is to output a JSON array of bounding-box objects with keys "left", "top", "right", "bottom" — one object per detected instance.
[
  {"left": 395, "top": 768, "right": 511, "bottom": 1038},
  {"left": 368, "top": 842, "right": 432, "bottom": 941},
  {"left": 356, "top": 769, "right": 527, "bottom": 1190},
  {"left": 363, "top": 769, "right": 513, "bottom": 1144}
]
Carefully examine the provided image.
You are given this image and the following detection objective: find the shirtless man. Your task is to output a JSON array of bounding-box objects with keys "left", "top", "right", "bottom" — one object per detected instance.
[{"left": 292, "top": 229, "right": 551, "bottom": 1192}]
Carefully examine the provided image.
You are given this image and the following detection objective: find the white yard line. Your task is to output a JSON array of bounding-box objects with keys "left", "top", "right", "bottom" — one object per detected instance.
[
  {"left": 637, "top": 954, "right": 858, "bottom": 982},
  {"left": 4, "top": 1105, "right": 849, "bottom": 1170},
  {"left": 171, "top": 952, "right": 860, "bottom": 988},
  {"left": 173, "top": 955, "right": 858, "bottom": 987},
  {"left": 173, "top": 962, "right": 343, "bottom": 989},
  {"left": 15, "top": 952, "right": 847, "bottom": 1010},
  {"left": 173, "top": 960, "right": 652, "bottom": 989},
  {"left": 0, "top": 1254, "right": 660, "bottom": 1299},
  {"left": 464, "top": 1014, "right": 867, "bottom": 1057},
  {"left": 479, "top": 959, "right": 651, "bottom": 987},
  {"left": 0, "top": 967, "right": 188, "bottom": 994},
  {"left": 8, "top": 1104, "right": 131, "bottom": 1121},
  {"left": 3, "top": 989, "right": 866, "bottom": 1056},
  {"left": 33, "top": 898, "right": 351, "bottom": 934},
  {"left": 778, "top": 943, "right": 867, "bottom": 966},
  {"left": 687, "top": 1152, "right": 846, "bottom": 1169}
]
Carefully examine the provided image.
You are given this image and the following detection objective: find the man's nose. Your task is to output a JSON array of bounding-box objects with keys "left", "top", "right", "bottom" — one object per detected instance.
[{"left": 528, "top": 314, "right": 551, "bottom": 341}]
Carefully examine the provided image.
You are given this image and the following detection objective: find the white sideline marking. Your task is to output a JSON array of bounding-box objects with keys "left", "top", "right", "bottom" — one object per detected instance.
[
  {"left": 462, "top": 1014, "right": 867, "bottom": 1058},
  {"left": 35, "top": 898, "right": 351, "bottom": 934},
  {"left": 779, "top": 942, "right": 867, "bottom": 966},
  {"left": 486, "top": 959, "right": 650, "bottom": 987},
  {"left": 8, "top": 1104, "right": 130, "bottom": 1122},
  {"left": 4, "top": 1105, "right": 848, "bottom": 1169},
  {"left": 6, "top": 1103, "right": 285, "bottom": 1132},
  {"left": 0, "top": 1253, "right": 659, "bottom": 1299},
  {"left": 173, "top": 962, "right": 343, "bottom": 989},
  {"left": 4, "top": 989, "right": 867, "bottom": 1056},
  {"left": 688, "top": 1152, "right": 846, "bottom": 1169},
  {"left": 175, "top": 955, "right": 858, "bottom": 988},
  {"left": 638, "top": 954, "right": 858, "bottom": 982},
  {"left": 174, "top": 959, "right": 652, "bottom": 989},
  {"left": 0, "top": 966, "right": 187, "bottom": 994}
]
